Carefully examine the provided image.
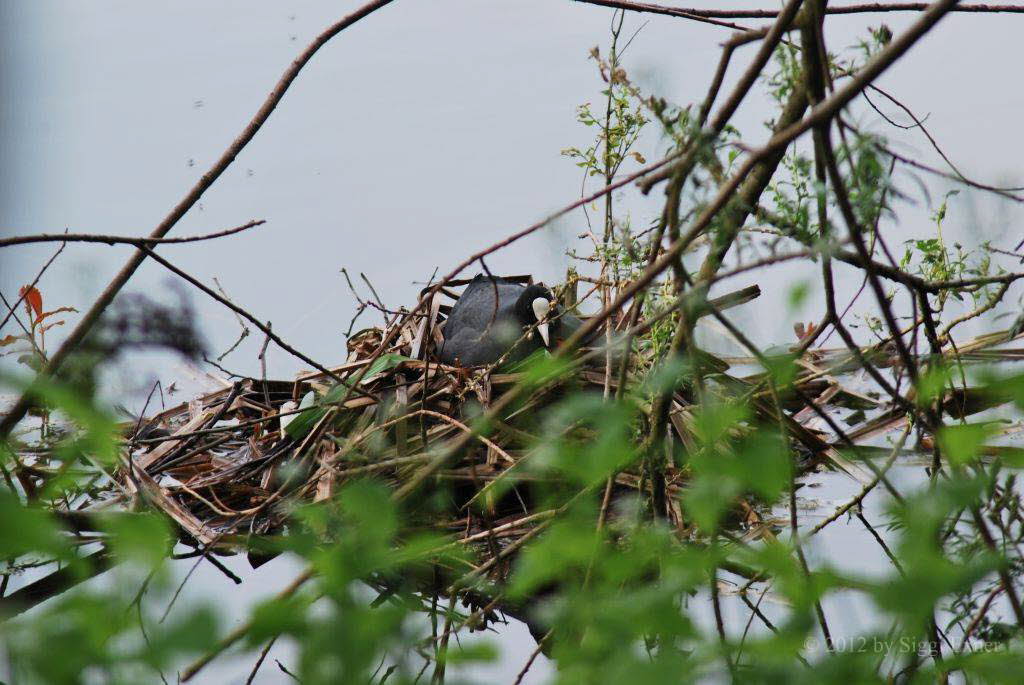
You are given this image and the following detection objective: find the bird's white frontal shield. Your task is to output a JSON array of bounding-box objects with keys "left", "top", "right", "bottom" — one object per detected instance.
[{"left": 532, "top": 297, "right": 553, "bottom": 347}]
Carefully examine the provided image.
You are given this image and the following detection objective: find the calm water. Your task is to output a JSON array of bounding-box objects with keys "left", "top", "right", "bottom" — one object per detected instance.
[{"left": 3, "top": 1, "right": 1024, "bottom": 681}]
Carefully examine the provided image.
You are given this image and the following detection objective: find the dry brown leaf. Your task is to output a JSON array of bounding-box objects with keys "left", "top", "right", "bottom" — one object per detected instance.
[{"left": 35, "top": 306, "right": 77, "bottom": 325}]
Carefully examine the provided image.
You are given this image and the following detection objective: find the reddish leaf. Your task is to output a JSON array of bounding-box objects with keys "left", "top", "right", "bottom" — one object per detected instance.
[
  {"left": 0, "top": 334, "right": 24, "bottom": 347},
  {"left": 19, "top": 285, "right": 43, "bottom": 320}
]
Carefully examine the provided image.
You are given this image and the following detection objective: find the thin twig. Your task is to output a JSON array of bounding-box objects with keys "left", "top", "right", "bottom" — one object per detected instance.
[{"left": 0, "top": 220, "right": 265, "bottom": 249}]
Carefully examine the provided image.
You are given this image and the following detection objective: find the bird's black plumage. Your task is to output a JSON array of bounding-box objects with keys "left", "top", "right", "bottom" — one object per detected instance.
[{"left": 438, "top": 275, "right": 583, "bottom": 366}]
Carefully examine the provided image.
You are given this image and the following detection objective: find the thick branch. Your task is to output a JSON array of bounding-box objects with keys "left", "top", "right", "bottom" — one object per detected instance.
[
  {"left": 0, "top": 548, "right": 112, "bottom": 618},
  {"left": 695, "top": 86, "right": 810, "bottom": 282},
  {"left": 639, "top": 0, "right": 806, "bottom": 193}
]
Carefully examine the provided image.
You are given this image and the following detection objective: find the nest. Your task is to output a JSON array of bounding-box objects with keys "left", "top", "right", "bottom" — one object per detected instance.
[
  {"left": 115, "top": 274, "right": 1023, "bottom": 587},
  {"left": 121, "top": 277, "right": 670, "bottom": 570}
]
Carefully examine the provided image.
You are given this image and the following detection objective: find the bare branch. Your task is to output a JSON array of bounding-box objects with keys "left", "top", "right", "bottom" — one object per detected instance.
[
  {"left": 0, "top": 220, "right": 265, "bottom": 249},
  {"left": 576, "top": 0, "right": 1024, "bottom": 20}
]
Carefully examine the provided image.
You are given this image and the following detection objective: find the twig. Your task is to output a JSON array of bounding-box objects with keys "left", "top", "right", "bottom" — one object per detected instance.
[
  {"left": 0, "top": 219, "right": 265, "bottom": 249},
  {"left": 575, "top": 0, "right": 759, "bottom": 32},
  {"left": 158, "top": 532, "right": 237, "bottom": 624},
  {"left": 576, "top": 0, "right": 1024, "bottom": 20},
  {"left": 258, "top": 322, "right": 273, "bottom": 407},
  {"left": 513, "top": 629, "right": 551, "bottom": 685},
  {"left": 360, "top": 272, "right": 389, "bottom": 324},
  {"left": 275, "top": 659, "right": 300, "bottom": 682},
  {"left": 0, "top": 239, "right": 67, "bottom": 334},
  {"left": 809, "top": 427, "right": 910, "bottom": 536},
  {"left": 245, "top": 635, "right": 279, "bottom": 685},
  {"left": 212, "top": 277, "right": 252, "bottom": 362},
  {"left": 137, "top": 246, "right": 348, "bottom": 386},
  {"left": 180, "top": 568, "right": 314, "bottom": 681},
  {"left": 958, "top": 585, "right": 1003, "bottom": 651},
  {"left": 881, "top": 143, "right": 1024, "bottom": 204},
  {"left": 861, "top": 86, "right": 1024, "bottom": 192}
]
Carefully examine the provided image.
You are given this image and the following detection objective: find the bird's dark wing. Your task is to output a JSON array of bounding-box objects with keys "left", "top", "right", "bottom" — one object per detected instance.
[
  {"left": 440, "top": 326, "right": 519, "bottom": 366},
  {"left": 445, "top": 276, "right": 522, "bottom": 333},
  {"left": 439, "top": 275, "right": 528, "bottom": 365}
]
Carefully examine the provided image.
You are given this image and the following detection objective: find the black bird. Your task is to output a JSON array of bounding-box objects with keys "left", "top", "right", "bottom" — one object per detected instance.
[{"left": 438, "top": 275, "right": 583, "bottom": 367}]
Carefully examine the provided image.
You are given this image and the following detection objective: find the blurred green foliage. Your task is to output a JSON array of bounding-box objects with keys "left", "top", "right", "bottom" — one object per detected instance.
[{"left": 4, "top": 354, "right": 1024, "bottom": 684}]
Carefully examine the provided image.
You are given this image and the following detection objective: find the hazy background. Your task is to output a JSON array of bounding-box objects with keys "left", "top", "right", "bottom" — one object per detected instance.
[
  {"left": 3, "top": 0, "right": 1022, "bottom": 393},
  {"left": 2, "top": 1, "right": 1023, "bottom": 682}
]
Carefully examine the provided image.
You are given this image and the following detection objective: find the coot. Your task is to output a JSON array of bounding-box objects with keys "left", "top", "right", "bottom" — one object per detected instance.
[{"left": 438, "top": 275, "right": 583, "bottom": 366}]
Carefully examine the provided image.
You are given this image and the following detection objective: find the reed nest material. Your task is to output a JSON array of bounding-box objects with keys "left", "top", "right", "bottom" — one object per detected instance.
[
  {"left": 109, "top": 276, "right": 1024, "bottom": 586},
  {"left": 117, "top": 276, "right": 755, "bottom": 566}
]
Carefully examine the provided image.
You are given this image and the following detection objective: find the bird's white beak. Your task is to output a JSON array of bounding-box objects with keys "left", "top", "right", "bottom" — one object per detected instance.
[
  {"left": 532, "top": 297, "right": 552, "bottom": 347},
  {"left": 537, "top": 321, "right": 550, "bottom": 347}
]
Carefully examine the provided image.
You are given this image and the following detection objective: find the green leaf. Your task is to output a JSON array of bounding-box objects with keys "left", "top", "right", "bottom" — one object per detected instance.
[
  {"left": 248, "top": 596, "right": 309, "bottom": 645},
  {"left": 360, "top": 352, "right": 413, "bottom": 382},
  {"left": 444, "top": 641, "right": 498, "bottom": 665},
  {"left": 683, "top": 475, "right": 739, "bottom": 533},
  {"left": 0, "top": 490, "right": 69, "bottom": 559},
  {"left": 286, "top": 354, "right": 413, "bottom": 439},
  {"left": 737, "top": 431, "right": 791, "bottom": 500},
  {"left": 937, "top": 423, "right": 993, "bottom": 466},
  {"left": 915, "top": 365, "right": 952, "bottom": 405},
  {"left": 787, "top": 281, "right": 810, "bottom": 310},
  {"left": 100, "top": 512, "right": 171, "bottom": 567}
]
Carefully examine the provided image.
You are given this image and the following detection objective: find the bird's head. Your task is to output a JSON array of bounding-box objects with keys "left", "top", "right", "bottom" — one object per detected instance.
[{"left": 516, "top": 284, "right": 556, "bottom": 347}]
